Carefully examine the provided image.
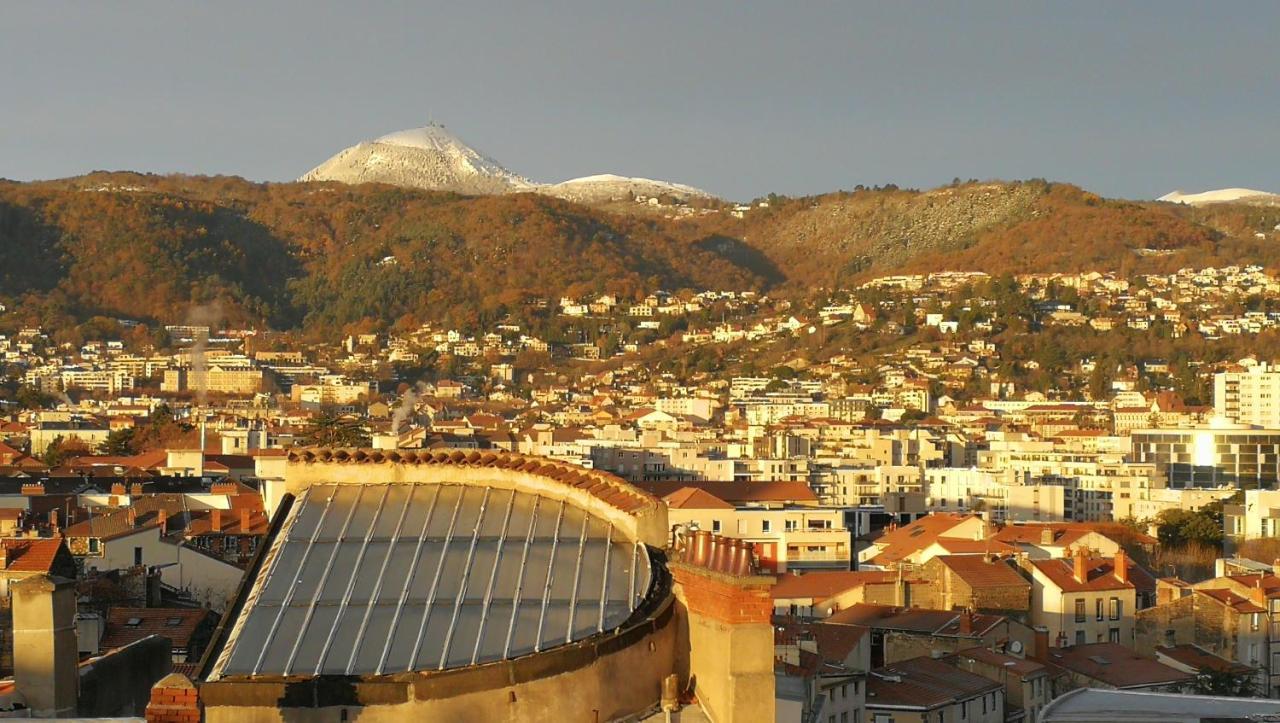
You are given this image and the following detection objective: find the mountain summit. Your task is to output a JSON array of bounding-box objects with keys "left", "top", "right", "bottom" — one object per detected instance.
[
  {"left": 299, "top": 123, "right": 534, "bottom": 195},
  {"left": 1158, "top": 188, "right": 1280, "bottom": 206},
  {"left": 301, "top": 124, "right": 715, "bottom": 202}
]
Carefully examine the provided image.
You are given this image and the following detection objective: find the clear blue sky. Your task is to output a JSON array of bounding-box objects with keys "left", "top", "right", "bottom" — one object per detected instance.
[{"left": 3, "top": 2, "right": 1278, "bottom": 201}]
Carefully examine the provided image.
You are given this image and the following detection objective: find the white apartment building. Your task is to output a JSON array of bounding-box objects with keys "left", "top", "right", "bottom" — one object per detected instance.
[{"left": 1216, "top": 361, "right": 1280, "bottom": 427}]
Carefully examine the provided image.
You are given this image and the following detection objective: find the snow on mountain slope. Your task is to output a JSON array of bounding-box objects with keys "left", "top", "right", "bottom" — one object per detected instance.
[
  {"left": 543, "top": 173, "right": 713, "bottom": 203},
  {"left": 299, "top": 124, "right": 535, "bottom": 195},
  {"left": 1158, "top": 188, "right": 1280, "bottom": 205},
  {"left": 300, "top": 124, "right": 717, "bottom": 202}
]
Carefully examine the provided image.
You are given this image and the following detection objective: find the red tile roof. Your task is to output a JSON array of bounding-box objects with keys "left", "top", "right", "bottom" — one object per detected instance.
[
  {"left": 771, "top": 571, "right": 895, "bottom": 600},
  {"left": 101, "top": 607, "right": 211, "bottom": 651},
  {"left": 868, "top": 513, "right": 984, "bottom": 564},
  {"left": 663, "top": 487, "right": 734, "bottom": 510},
  {"left": 2, "top": 538, "right": 69, "bottom": 573},
  {"left": 866, "top": 656, "right": 1001, "bottom": 710},
  {"left": 1195, "top": 587, "right": 1266, "bottom": 613},
  {"left": 1156, "top": 644, "right": 1253, "bottom": 674},
  {"left": 637, "top": 480, "right": 819, "bottom": 505},
  {"left": 933, "top": 555, "right": 1031, "bottom": 589},
  {"left": 1047, "top": 643, "right": 1193, "bottom": 688},
  {"left": 826, "top": 604, "right": 1005, "bottom": 637},
  {"left": 1028, "top": 557, "right": 1141, "bottom": 593}
]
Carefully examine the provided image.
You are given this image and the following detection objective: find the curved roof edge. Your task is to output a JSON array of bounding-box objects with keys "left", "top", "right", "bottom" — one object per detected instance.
[{"left": 285, "top": 448, "right": 667, "bottom": 547}]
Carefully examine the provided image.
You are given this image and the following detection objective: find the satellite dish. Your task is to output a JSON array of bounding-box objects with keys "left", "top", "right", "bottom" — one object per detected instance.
[{"left": 1008, "top": 640, "right": 1024, "bottom": 654}]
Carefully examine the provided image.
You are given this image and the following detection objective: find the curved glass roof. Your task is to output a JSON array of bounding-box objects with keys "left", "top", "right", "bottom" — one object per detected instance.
[{"left": 215, "top": 483, "right": 652, "bottom": 677}]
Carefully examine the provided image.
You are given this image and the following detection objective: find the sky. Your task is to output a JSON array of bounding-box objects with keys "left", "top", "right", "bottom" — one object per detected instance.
[{"left": 3, "top": 2, "right": 1279, "bottom": 201}]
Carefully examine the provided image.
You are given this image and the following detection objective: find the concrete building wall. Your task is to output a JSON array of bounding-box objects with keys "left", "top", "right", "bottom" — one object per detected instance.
[{"left": 201, "top": 600, "right": 679, "bottom": 723}]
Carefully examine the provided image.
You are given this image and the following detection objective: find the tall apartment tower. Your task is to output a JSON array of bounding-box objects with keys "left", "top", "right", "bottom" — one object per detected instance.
[{"left": 1215, "top": 362, "right": 1280, "bottom": 427}]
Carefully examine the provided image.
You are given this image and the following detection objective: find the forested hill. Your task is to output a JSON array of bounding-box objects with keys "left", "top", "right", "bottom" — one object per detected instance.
[
  {"left": 2, "top": 173, "right": 1278, "bottom": 337},
  {"left": 0, "top": 174, "right": 767, "bottom": 335}
]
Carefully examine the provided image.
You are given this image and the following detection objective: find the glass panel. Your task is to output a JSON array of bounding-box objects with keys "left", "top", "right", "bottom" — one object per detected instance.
[
  {"left": 288, "top": 605, "right": 339, "bottom": 674},
  {"left": 317, "top": 542, "right": 365, "bottom": 602},
  {"left": 348, "top": 542, "right": 393, "bottom": 604},
  {"left": 318, "top": 606, "right": 367, "bottom": 674}
]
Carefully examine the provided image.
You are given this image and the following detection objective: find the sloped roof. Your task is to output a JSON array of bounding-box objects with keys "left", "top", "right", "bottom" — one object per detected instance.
[
  {"left": 1048, "top": 643, "right": 1193, "bottom": 688},
  {"left": 826, "top": 604, "right": 1004, "bottom": 637},
  {"left": 102, "top": 607, "right": 212, "bottom": 651},
  {"left": 866, "top": 656, "right": 1001, "bottom": 710},
  {"left": 663, "top": 487, "right": 734, "bottom": 510},
  {"left": 1195, "top": 587, "right": 1266, "bottom": 613},
  {"left": 771, "top": 570, "right": 895, "bottom": 600},
  {"left": 2, "top": 538, "right": 70, "bottom": 573},
  {"left": 868, "top": 513, "right": 983, "bottom": 564},
  {"left": 933, "top": 555, "right": 1030, "bottom": 589},
  {"left": 1156, "top": 644, "right": 1253, "bottom": 674},
  {"left": 637, "top": 480, "right": 818, "bottom": 505},
  {"left": 1029, "top": 556, "right": 1153, "bottom": 593}
]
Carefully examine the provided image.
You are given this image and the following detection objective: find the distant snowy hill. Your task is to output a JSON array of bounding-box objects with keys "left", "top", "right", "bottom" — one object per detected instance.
[
  {"left": 1158, "top": 188, "right": 1280, "bottom": 206},
  {"left": 301, "top": 124, "right": 715, "bottom": 202},
  {"left": 543, "top": 174, "right": 712, "bottom": 203},
  {"left": 299, "top": 125, "right": 535, "bottom": 195}
]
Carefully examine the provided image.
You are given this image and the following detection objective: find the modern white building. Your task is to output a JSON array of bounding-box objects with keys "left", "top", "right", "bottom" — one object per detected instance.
[{"left": 1216, "top": 361, "right": 1280, "bottom": 427}]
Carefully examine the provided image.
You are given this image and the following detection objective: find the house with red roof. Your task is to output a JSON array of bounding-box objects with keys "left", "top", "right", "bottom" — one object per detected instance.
[
  {"left": 0, "top": 537, "right": 76, "bottom": 601},
  {"left": 858, "top": 513, "right": 989, "bottom": 568},
  {"left": 1136, "top": 584, "right": 1267, "bottom": 688},
  {"left": 865, "top": 655, "right": 1005, "bottom": 723},
  {"left": 656, "top": 484, "right": 848, "bottom": 572},
  {"left": 1022, "top": 548, "right": 1146, "bottom": 647}
]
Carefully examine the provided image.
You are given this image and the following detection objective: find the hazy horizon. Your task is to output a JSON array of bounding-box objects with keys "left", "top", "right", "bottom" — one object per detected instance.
[{"left": 4, "top": 2, "right": 1279, "bottom": 201}]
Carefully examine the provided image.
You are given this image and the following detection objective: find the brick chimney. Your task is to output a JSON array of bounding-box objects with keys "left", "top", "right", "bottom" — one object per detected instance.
[
  {"left": 130, "top": 483, "right": 144, "bottom": 496},
  {"left": 48, "top": 509, "right": 58, "bottom": 532},
  {"left": 959, "top": 609, "right": 974, "bottom": 635},
  {"left": 1114, "top": 548, "right": 1128, "bottom": 583},
  {"left": 157, "top": 509, "right": 168, "bottom": 536},
  {"left": 1040, "top": 527, "right": 1055, "bottom": 545},
  {"left": 669, "top": 545, "right": 775, "bottom": 722},
  {"left": 1252, "top": 578, "right": 1269, "bottom": 607},
  {"left": 1272, "top": 559, "right": 1280, "bottom": 578},
  {"left": 110, "top": 482, "right": 126, "bottom": 496},
  {"left": 211, "top": 509, "right": 222, "bottom": 532},
  {"left": 1073, "top": 547, "right": 1088, "bottom": 584},
  {"left": 1032, "top": 625, "right": 1050, "bottom": 661},
  {"left": 240, "top": 508, "right": 251, "bottom": 532},
  {"left": 127, "top": 506, "right": 137, "bottom": 527},
  {"left": 145, "top": 672, "right": 201, "bottom": 723}
]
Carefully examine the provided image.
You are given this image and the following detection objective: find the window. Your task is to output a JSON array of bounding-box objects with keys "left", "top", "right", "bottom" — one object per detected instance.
[
  {"left": 1253, "top": 612, "right": 1262, "bottom": 632},
  {"left": 841, "top": 714, "right": 849, "bottom": 723},
  {"left": 88, "top": 538, "right": 100, "bottom": 554},
  {"left": 960, "top": 702, "right": 967, "bottom": 720},
  {"left": 786, "top": 520, "right": 798, "bottom": 532},
  {"left": 1075, "top": 630, "right": 1086, "bottom": 645},
  {"left": 1075, "top": 598, "right": 1086, "bottom": 622},
  {"left": 1109, "top": 627, "right": 1120, "bottom": 643},
  {"left": 762, "top": 520, "right": 772, "bottom": 533},
  {"left": 1096, "top": 598, "right": 1104, "bottom": 621},
  {"left": 982, "top": 695, "right": 988, "bottom": 714},
  {"left": 712, "top": 519, "right": 721, "bottom": 533},
  {"left": 1110, "top": 597, "right": 1121, "bottom": 620},
  {"left": 134, "top": 546, "right": 143, "bottom": 566}
]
